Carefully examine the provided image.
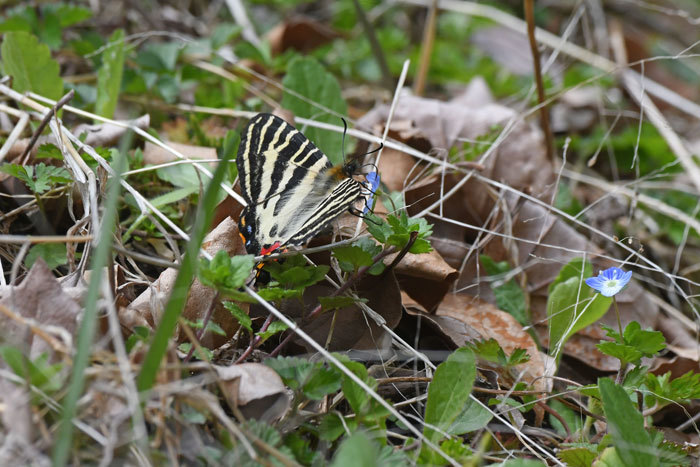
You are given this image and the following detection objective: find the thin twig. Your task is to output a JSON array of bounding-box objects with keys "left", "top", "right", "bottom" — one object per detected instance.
[
  {"left": 524, "top": 0, "right": 554, "bottom": 163},
  {"left": 19, "top": 89, "right": 74, "bottom": 165},
  {"left": 413, "top": 0, "right": 439, "bottom": 95}
]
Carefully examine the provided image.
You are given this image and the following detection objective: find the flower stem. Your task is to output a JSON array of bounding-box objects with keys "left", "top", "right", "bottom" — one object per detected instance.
[
  {"left": 612, "top": 297, "right": 628, "bottom": 384},
  {"left": 613, "top": 297, "right": 623, "bottom": 343}
]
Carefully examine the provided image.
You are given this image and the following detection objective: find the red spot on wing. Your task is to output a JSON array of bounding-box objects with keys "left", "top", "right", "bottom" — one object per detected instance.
[{"left": 260, "top": 241, "right": 282, "bottom": 256}]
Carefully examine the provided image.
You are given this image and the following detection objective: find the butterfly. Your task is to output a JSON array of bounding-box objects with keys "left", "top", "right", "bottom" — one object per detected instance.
[{"left": 236, "top": 113, "right": 375, "bottom": 258}]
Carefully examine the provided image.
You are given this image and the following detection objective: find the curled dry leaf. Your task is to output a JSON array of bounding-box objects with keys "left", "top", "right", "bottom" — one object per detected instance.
[
  {"left": 385, "top": 248, "right": 459, "bottom": 312},
  {"left": 440, "top": 294, "right": 548, "bottom": 393},
  {"left": 121, "top": 216, "right": 248, "bottom": 349},
  {"left": 213, "top": 363, "right": 289, "bottom": 422},
  {"left": 403, "top": 292, "right": 547, "bottom": 392}
]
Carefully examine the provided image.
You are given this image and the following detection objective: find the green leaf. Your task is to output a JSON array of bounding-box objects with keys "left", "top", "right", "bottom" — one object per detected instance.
[
  {"left": 265, "top": 357, "right": 314, "bottom": 390},
  {"left": 2, "top": 31, "right": 63, "bottom": 101},
  {"left": 596, "top": 341, "right": 643, "bottom": 365},
  {"left": 558, "top": 445, "right": 598, "bottom": 467},
  {"left": 303, "top": 367, "right": 342, "bottom": 400},
  {"left": 331, "top": 431, "right": 379, "bottom": 467},
  {"left": 599, "top": 378, "right": 659, "bottom": 467},
  {"left": 95, "top": 29, "right": 125, "bottom": 118},
  {"left": 281, "top": 57, "right": 347, "bottom": 164},
  {"left": 223, "top": 301, "right": 251, "bottom": 333},
  {"left": 448, "top": 397, "right": 493, "bottom": 435},
  {"left": 439, "top": 438, "right": 472, "bottom": 463},
  {"left": 333, "top": 237, "right": 381, "bottom": 273},
  {"left": 547, "top": 276, "right": 611, "bottom": 362},
  {"left": 623, "top": 321, "right": 666, "bottom": 357},
  {"left": 25, "top": 243, "right": 67, "bottom": 270},
  {"left": 645, "top": 371, "right": 700, "bottom": 407},
  {"left": 257, "top": 287, "right": 302, "bottom": 302},
  {"left": 319, "top": 413, "right": 354, "bottom": 442},
  {"left": 265, "top": 255, "right": 329, "bottom": 289},
  {"left": 198, "top": 251, "right": 255, "bottom": 294},
  {"left": 364, "top": 213, "right": 391, "bottom": 243},
  {"left": 210, "top": 23, "right": 242, "bottom": 49},
  {"left": 480, "top": 255, "right": 528, "bottom": 325},
  {"left": 420, "top": 347, "right": 476, "bottom": 463},
  {"left": 549, "top": 257, "right": 593, "bottom": 294},
  {"left": 53, "top": 3, "right": 92, "bottom": 27},
  {"left": 284, "top": 432, "right": 322, "bottom": 466},
  {"left": 256, "top": 320, "right": 289, "bottom": 341},
  {"left": 36, "top": 143, "right": 63, "bottom": 160},
  {"left": 549, "top": 399, "right": 584, "bottom": 438}
]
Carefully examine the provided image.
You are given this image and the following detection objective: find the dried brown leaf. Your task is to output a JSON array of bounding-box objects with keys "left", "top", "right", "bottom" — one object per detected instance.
[
  {"left": 121, "top": 216, "right": 248, "bottom": 349},
  {"left": 213, "top": 363, "right": 289, "bottom": 421}
]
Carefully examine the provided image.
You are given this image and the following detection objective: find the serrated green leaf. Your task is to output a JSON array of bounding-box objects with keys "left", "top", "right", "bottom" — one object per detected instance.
[
  {"left": 223, "top": 301, "right": 251, "bottom": 333},
  {"left": 198, "top": 252, "right": 255, "bottom": 293},
  {"left": 281, "top": 57, "right": 347, "bottom": 164},
  {"left": 596, "top": 341, "right": 643, "bottom": 365},
  {"left": 2, "top": 31, "right": 63, "bottom": 101},
  {"left": 319, "top": 413, "right": 354, "bottom": 442},
  {"left": 624, "top": 321, "right": 666, "bottom": 357},
  {"left": 364, "top": 213, "right": 391, "bottom": 243},
  {"left": 95, "top": 29, "right": 125, "bottom": 118},
  {"left": 420, "top": 347, "right": 476, "bottom": 463},
  {"left": 558, "top": 445, "right": 598, "bottom": 467},
  {"left": 599, "top": 378, "right": 659, "bottom": 467},
  {"left": 25, "top": 243, "right": 67, "bottom": 270},
  {"left": 303, "top": 367, "right": 342, "bottom": 400},
  {"left": 265, "top": 356, "right": 315, "bottom": 390},
  {"left": 36, "top": 144, "right": 63, "bottom": 160}
]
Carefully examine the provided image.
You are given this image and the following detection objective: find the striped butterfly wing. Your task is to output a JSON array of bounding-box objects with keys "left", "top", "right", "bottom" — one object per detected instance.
[{"left": 237, "top": 113, "right": 364, "bottom": 255}]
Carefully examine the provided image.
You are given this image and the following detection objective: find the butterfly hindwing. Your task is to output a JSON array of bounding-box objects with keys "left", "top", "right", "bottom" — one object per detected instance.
[{"left": 236, "top": 113, "right": 366, "bottom": 255}]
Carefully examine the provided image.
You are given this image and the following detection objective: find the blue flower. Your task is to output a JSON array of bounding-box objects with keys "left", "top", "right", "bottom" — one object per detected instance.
[
  {"left": 585, "top": 267, "right": 632, "bottom": 297},
  {"left": 363, "top": 171, "right": 381, "bottom": 214}
]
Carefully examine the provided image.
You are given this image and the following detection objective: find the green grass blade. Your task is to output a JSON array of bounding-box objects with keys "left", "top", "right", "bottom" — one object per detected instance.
[
  {"left": 52, "top": 139, "right": 129, "bottom": 467},
  {"left": 135, "top": 143, "right": 231, "bottom": 392}
]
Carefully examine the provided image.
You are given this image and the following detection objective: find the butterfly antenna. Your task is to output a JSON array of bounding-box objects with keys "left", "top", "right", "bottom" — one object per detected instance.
[
  {"left": 341, "top": 117, "right": 348, "bottom": 163},
  {"left": 361, "top": 142, "right": 383, "bottom": 159}
]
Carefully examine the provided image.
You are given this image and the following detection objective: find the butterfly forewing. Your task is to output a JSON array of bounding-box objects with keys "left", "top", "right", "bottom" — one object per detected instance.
[{"left": 236, "top": 113, "right": 366, "bottom": 255}]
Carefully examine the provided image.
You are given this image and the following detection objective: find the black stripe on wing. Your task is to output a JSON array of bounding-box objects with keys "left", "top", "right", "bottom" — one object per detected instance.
[
  {"left": 236, "top": 113, "right": 332, "bottom": 206},
  {"left": 285, "top": 178, "right": 364, "bottom": 246}
]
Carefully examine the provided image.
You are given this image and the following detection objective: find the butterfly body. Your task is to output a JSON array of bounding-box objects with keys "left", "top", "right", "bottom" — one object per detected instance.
[{"left": 236, "top": 113, "right": 366, "bottom": 256}]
